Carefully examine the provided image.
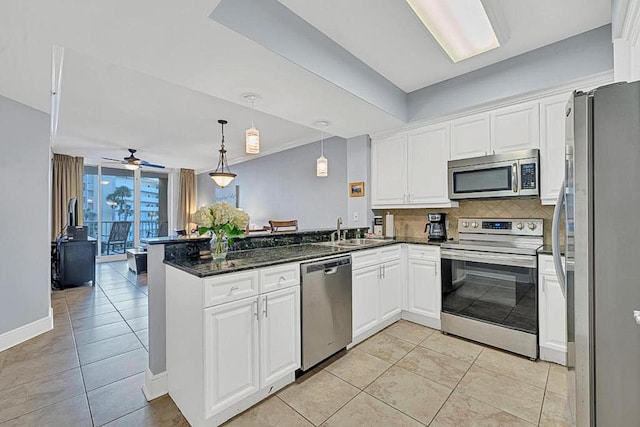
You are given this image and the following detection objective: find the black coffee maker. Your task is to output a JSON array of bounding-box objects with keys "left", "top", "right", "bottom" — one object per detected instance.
[{"left": 424, "top": 213, "right": 447, "bottom": 241}]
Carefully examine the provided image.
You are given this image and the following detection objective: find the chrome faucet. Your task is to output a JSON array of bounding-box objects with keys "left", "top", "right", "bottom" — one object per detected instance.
[{"left": 331, "top": 217, "right": 343, "bottom": 242}]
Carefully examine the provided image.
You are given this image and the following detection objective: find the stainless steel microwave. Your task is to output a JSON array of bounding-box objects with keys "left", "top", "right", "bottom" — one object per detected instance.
[{"left": 448, "top": 149, "right": 539, "bottom": 200}]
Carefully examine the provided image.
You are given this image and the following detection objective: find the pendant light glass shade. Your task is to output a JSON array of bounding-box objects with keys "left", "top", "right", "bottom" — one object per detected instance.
[
  {"left": 315, "top": 120, "right": 330, "bottom": 177},
  {"left": 243, "top": 93, "right": 260, "bottom": 154},
  {"left": 209, "top": 119, "right": 236, "bottom": 188}
]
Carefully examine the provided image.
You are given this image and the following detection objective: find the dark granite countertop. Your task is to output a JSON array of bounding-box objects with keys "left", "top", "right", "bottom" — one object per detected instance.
[
  {"left": 537, "top": 245, "right": 565, "bottom": 256},
  {"left": 142, "top": 236, "right": 211, "bottom": 245},
  {"left": 394, "top": 236, "right": 448, "bottom": 246},
  {"left": 165, "top": 240, "right": 397, "bottom": 277}
]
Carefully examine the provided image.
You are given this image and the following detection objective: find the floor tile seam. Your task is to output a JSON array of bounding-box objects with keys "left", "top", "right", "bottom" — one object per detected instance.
[
  {"left": 415, "top": 340, "right": 483, "bottom": 365},
  {"left": 94, "top": 399, "right": 148, "bottom": 427},
  {"left": 68, "top": 309, "right": 119, "bottom": 322},
  {"left": 537, "top": 365, "right": 552, "bottom": 426},
  {"left": 83, "top": 366, "right": 147, "bottom": 393},
  {"left": 0, "top": 388, "right": 90, "bottom": 425},
  {"left": 73, "top": 325, "right": 134, "bottom": 347},
  {"left": 448, "top": 345, "right": 485, "bottom": 391},
  {"left": 72, "top": 317, "right": 128, "bottom": 333},
  {"left": 360, "top": 389, "right": 429, "bottom": 426},
  {"left": 390, "top": 346, "right": 468, "bottom": 391},
  {"left": 313, "top": 388, "right": 366, "bottom": 426},
  {"left": 0, "top": 365, "right": 84, "bottom": 396},
  {"left": 452, "top": 388, "right": 539, "bottom": 426},
  {"left": 468, "top": 361, "right": 548, "bottom": 391},
  {"left": 2, "top": 337, "right": 79, "bottom": 369},
  {"left": 274, "top": 395, "right": 318, "bottom": 426},
  {"left": 322, "top": 358, "right": 394, "bottom": 392},
  {"left": 78, "top": 342, "right": 145, "bottom": 367},
  {"left": 379, "top": 330, "right": 421, "bottom": 349}
]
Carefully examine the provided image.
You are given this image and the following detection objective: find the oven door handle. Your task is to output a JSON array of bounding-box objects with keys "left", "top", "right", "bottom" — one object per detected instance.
[{"left": 441, "top": 249, "right": 536, "bottom": 269}]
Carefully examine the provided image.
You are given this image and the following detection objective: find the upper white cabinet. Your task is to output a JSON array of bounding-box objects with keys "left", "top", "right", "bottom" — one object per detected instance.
[
  {"left": 407, "top": 124, "right": 450, "bottom": 204},
  {"left": 450, "top": 113, "right": 491, "bottom": 160},
  {"left": 371, "top": 134, "right": 407, "bottom": 206},
  {"left": 450, "top": 103, "right": 540, "bottom": 160},
  {"left": 372, "top": 123, "right": 455, "bottom": 208},
  {"left": 539, "top": 93, "right": 571, "bottom": 205},
  {"left": 490, "top": 101, "right": 540, "bottom": 154}
]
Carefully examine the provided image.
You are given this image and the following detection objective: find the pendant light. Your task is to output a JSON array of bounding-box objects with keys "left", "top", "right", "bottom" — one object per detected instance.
[
  {"left": 209, "top": 119, "right": 236, "bottom": 188},
  {"left": 243, "top": 93, "right": 260, "bottom": 154},
  {"left": 316, "top": 120, "right": 329, "bottom": 177}
]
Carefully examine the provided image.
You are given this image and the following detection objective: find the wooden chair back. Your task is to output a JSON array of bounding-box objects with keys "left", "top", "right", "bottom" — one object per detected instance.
[{"left": 268, "top": 220, "right": 298, "bottom": 232}]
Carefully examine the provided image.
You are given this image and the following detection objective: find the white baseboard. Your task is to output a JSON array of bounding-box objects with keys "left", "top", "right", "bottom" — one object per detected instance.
[
  {"left": 0, "top": 308, "right": 53, "bottom": 352},
  {"left": 540, "top": 346, "right": 567, "bottom": 366},
  {"left": 142, "top": 368, "right": 168, "bottom": 401},
  {"left": 401, "top": 311, "right": 441, "bottom": 330}
]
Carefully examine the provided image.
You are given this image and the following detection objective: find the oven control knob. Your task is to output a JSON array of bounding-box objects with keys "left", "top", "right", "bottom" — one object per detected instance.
[
  {"left": 528, "top": 222, "right": 537, "bottom": 230},
  {"left": 516, "top": 222, "right": 524, "bottom": 230},
  {"left": 462, "top": 221, "right": 469, "bottom": 228},
  {"left": 471, "top": 221, "right": 479, "bottom": 229}
]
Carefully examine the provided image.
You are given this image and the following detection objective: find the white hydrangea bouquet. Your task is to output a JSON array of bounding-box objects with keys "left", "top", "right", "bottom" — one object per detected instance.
[{"left": 192, "top": 202, "right": 250, "bottom": 259}]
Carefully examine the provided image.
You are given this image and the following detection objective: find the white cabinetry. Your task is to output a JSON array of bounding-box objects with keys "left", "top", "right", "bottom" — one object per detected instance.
[
  {"left": 538, "top": 254, "right": 566, "bottom": 365},
  {"left": 351, "top": 245, "right": 402, "bottom": 345},
  {"left": 539, "top": 93, "right": 571, "bottom": 204},
  {"left": 450, "top": 103, "right": 539, "bottom": 160},
  {"left": 404, "top": 245, "right": 441, "bottom": 329},
  {"left": 450, "top": 113, "right": 491, "bottom": 160},
  {"left": 371, "top": 124, "right": 456, "bottom": 208},
  {"left": 167, "top": 263, "right": 301, "bottom": 427}
]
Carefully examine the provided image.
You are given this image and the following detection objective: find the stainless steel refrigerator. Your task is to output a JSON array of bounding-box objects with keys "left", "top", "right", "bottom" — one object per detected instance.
[{"left": 552, "top": 81, "right": 640, "bottom": 426}]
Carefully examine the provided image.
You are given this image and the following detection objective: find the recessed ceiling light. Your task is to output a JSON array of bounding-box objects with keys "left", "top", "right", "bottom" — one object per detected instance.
[{"left": 406, "top": 0, "right": 500, "bottom": 63}]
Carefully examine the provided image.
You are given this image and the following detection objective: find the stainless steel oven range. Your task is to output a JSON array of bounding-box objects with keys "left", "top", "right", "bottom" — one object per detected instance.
[{"left": 440, "top": 218, "right": 543, "bottom": 359}]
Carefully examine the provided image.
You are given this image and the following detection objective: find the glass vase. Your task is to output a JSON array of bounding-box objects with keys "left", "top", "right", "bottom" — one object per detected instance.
[{"left": 210, "top": 232, "right": 229, "bottom": 262}]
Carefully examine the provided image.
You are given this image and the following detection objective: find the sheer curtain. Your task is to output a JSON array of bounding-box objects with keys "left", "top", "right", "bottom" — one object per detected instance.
[
  {"left": 52, "top": 153, "right": 84, "bottom": 239},
  {"left": 177, "top": 168, "right": 196, "bottom": 232}
]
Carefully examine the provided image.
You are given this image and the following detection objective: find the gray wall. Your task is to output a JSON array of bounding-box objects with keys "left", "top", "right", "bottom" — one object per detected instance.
[
  {"left": 408, "top": 25, "right": 614, "bottom": 122},
  {"left": 197, "top": 136, "right": 348, "bottom": 230},
  {"left": 0, "top": 95, "right": 50, "bottom": 335},
  {"left": 346, "top": 135, "right": 371, "bottom": 229}
]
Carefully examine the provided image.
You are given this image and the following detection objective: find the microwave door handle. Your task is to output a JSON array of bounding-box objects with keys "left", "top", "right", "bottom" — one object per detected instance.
[
  {"left": 512, "top": 163, "right": 518, "bottom": 192},
  {"left": 552, "top": 180, "right": 567, "bottom": 298}
]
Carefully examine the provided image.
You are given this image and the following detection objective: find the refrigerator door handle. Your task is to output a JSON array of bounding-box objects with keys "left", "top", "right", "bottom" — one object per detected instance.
[{"left": 552, "top": 180, "right": 566, "bottom": 298}]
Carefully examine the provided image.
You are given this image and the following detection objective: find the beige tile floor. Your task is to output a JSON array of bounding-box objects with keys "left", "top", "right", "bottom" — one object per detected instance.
[
  {"left": 225, "top": 320, "right": 571, "bottom": 427},
  {"left": 0, "top": 261, "right": 188, "bottom": 426},
  {"left": 0, "top": 261, "right": 570, "bottom": 426}
]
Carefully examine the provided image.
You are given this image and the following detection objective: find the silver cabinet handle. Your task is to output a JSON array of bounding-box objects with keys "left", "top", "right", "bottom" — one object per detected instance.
[
  {"left": 512, "top": 162, "right": 518, "bottom": 192},
  {"left": 263, "top": 295, "right": 268, "bottom": 318},
  {"left": 253, "top": 299, "right": 259, "bottom": 320},
  {"left": 634, "top": 310, "right": 640, "bottom": 325},
  {"left": 278, "top": 275, "right": 286, "bottom": 283},
  {"left": 229, "top": 286, "right": 239, "bottom": 293},
  {"left": 434, "top": 262, "right": 438, "bottom": 276},
  {"left": 382, "top": 264, "right": 385, "bottom": 279}
]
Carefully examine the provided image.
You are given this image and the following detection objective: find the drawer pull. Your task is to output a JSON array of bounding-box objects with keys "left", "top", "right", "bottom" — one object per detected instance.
[
  {"left": 229, "top": 286, "right": 239, "bottom": 293},
  {"left": 278, "top": 275, "right": 286, "bottom": 283}
]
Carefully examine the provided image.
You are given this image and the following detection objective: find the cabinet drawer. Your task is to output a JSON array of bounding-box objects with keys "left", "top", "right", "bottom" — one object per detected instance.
[
  {"left": 259, "top": 263, "right": 300, "bottom": 293},
  {"left": 538, "top": 254, "right": 564, "bottom": 276},
  {"left": 407, "top": 245, "right": 439, "bottom": 261},
  {"left": 351, "top": 248, "right": 381, "bottom": 270},
  {"left": 379, "top": 244, "right": 401, "bottom": 262},
  {"left": 204, "top": 270, "right": 259, "bottom": 308}
]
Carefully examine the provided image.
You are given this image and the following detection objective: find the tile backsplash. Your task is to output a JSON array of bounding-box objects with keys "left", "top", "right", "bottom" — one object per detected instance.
[{"left": 378, "top": 198, "right": 562, "bottom": 245}]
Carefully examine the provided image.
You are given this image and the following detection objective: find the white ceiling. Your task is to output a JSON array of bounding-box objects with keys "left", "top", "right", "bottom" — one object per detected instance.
[{"left": 0, "top": 0, "right": 611, "bottom": 170}]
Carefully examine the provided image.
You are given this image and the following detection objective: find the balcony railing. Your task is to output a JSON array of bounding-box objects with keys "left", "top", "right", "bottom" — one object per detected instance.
[{"left": 84, "top": 220, "right": 167, "bottom": 255}]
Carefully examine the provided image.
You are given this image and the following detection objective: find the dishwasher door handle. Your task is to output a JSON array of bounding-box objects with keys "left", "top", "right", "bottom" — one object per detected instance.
[{"left": 324, "top": 267, "right": 338, "bottom": 275}]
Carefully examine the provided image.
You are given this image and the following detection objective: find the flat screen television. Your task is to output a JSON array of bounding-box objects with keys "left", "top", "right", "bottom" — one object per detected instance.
[{"left": 67, "top": 196, "right": 78, "bottom": 227}]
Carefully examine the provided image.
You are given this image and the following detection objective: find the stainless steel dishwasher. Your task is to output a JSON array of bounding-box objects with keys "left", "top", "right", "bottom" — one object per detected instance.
[{"left": 300, "top": 255, "right": 352, "bottom": 371}]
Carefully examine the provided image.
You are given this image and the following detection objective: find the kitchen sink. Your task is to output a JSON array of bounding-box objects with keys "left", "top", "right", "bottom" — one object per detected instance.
[{"left": 314, "top": 238, "right": 392, "bottom": 248}]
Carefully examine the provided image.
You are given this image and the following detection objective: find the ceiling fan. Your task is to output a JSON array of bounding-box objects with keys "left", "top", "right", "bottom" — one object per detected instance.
[{"left": 102, "top": 149, "right": 165, "bottom": 170}]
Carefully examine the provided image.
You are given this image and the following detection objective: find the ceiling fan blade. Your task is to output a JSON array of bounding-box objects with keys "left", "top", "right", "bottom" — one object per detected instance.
[
  {"left": 140, "top": 160, "right": 165, "bottom": 169},
  {"left": 101, "top": 157, "right": 124, "bottom": 162}
]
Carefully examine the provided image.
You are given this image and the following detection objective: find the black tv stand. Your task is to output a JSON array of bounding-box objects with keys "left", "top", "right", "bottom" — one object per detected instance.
[{"left": 52, "top": 238, "right": 96, "bottom": 289}]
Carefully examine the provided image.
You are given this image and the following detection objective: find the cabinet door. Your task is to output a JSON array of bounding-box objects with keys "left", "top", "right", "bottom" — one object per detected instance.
[
  {"left": 407, "top": 258, "right": 441, "bottom": 320},
  {"left": 379, "top": 260, "right": 402, "bottom": 322},
  {"left": 204, "top": 297, "right": 259, "bottom": 417},
  {"left": 259, "top": 286, "right": 300, "bottom": 388},
  {"left": 490, "top": 101, "right": 540, "bottom": 154},
  {"left": 539, "top": 93, "right": 571, "bottom": 204},
  {"left": 371, "top": 135, "right": 407, "bottom": 206},
  {"left": 450, "top": 113, "right": 491, "bottom": 160},
  {"left": 539, "top": 274, "right": 567, "bottom": 353},
  {"left": 352, "top": 265, "right": 381, "bottom": 337},
  {"left": 407, "top": 124, "right": 450, "bottom": 204}
]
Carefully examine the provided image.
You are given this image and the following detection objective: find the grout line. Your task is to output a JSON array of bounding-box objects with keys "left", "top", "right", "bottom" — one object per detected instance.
[{"left": 275, "top": 395, "right": 318, "bottom": 426}]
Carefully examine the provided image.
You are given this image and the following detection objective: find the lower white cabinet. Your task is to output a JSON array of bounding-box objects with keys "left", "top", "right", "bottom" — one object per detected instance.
[
  {"left": 538, "top": 254, "right": 566, "bottom": 365},
  {"left": 405, "top": 245, "right": 441, "bottom": 329},
  {"left": 351, "top": 247, "right": 402, "bottom": 344},
  {"left": 167, "top": 265, "right": 300, "bottom": 427}
]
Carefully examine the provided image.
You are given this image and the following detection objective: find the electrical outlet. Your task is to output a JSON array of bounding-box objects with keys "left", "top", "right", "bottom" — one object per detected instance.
[{"left": 352, "top": 212, "right": 359, "bottom": 221}]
